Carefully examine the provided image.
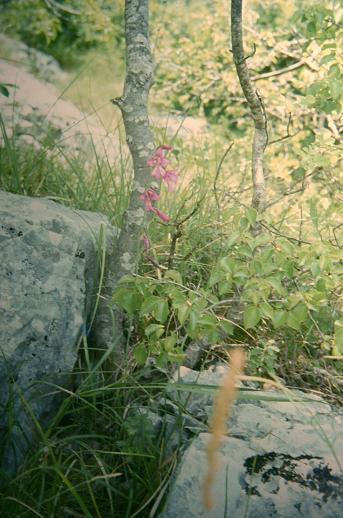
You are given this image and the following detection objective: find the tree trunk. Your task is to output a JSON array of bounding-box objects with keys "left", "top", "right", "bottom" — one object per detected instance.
[
  {"left": 231, "top": 0, "right": 268, "bottom": 213},
  {"left": 93, "top": 0, "right": 155, "bottom": 360}
]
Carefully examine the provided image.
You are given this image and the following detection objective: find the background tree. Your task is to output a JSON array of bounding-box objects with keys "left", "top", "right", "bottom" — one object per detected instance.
[{"left": 231, "top": 0, "right": 267, "bottom": 213}]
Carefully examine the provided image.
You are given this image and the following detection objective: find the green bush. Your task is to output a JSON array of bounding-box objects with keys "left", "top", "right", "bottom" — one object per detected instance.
[
  {"left": 113, "top": 206, "right": 342, "bottom": 372},
  {"left": 0, "top": 0, "right": 124, "bottom": 66}
]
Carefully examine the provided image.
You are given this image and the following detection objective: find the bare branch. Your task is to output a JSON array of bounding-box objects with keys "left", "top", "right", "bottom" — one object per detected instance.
[{"left": 251, "top": 60, "right": 306, "bottom": 81}]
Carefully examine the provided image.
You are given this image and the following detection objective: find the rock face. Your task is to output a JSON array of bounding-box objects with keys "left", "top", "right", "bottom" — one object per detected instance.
[
  {"left": 0, "top": 34, "right": 208, "bottom": 166},
  {"left": 0, "top": 190, "right": 118, "bottom": 476},
  {"left": 161, "top": 366, "right": 343, "bottom": 517},
  {"left": 0, "top": 35, "right": 121, "bottom": 164}
]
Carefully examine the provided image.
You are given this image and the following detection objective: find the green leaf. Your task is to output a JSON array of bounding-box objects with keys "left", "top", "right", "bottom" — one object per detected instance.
[
  {"left": 219, "top": 256, "right": 234, "bottom": 273},
  {"left": 292, "top": 303, "right": 308, "bottom": 324},
  {"left": 0, "top": 84, "right": 9, "bottom": 97},
  {"left": 218, "top": 280, "right": 233, "bottom": 295},
  {"left": 287, "top": 303, "right": 308, "bottom": 330},
  {"left": 226, "top": 231, "right": 240, "bottom": 248},
  {"left": 272, "top": 310, "right": 287, "bottom": 329},
  {"left": 239, "top": 216, "right": 250, "bottom": 231},
  {"left": 141, "top": 296, "right": 162, "bottom": 316},
  {"left": 329, "top": 64, "right": 340, "bottom": 78},
  {"left": 145, "top": 324, "right": 165, "bottom": 339},
  {"left": 162, "top": 334, "right": 177, "bottom": 351},
  {"left": 197, "top": 314, "right": 217, "bottom": 328},
  {"left": 238, "top": 244, "right": 253, "bottom": 258},
  {"left": 260, "top": 302, "right": 274, "bottom": 320},
  {"left": 188, "top": 309, "right": 200, "bottom": 331},
  {"left": 253, "top": 233, "right": 271, "bottom": 248},
  {"left": 243, "top": 306, "right": 261, "bottom": 329},
  {"left": 278, "top": 238, "right": 295, "bottom": 256},
  {"left": 153, "top": 299, "right": 169, "bottom": 323},
  {"left": 220, "top": 320, "right": 234, "bottom": 335},
  {"left": 112, "top": 288, "right": 142, "bottom": 314},
  {"left": 267, "top": 277, "right": 286, "bottom": 296},
  {"left": 117, "top": 274, "right": 137, "bottom": 285},
  {"left": 164, "top": 270, "right": 183, "bottom": 284},
  {"left": 177, "top": 304, "right": 191, "bottom": 325},
  {"left": 287, "top": 293, "right": 303, "bottom": 309},
  {"left": 209, "top": 269, "right": 225, "bottom": 287},
  {"left": 134, "top": 344, "right": 148, "bottom": 364},
  {"left": 246, "top": 207, "right": 258, "bottom": 225},
  {"left": 169, "top": 287, "right": 187, "bottom": 307},
  {"left": 320, "top": 53, "right": 336, "bottom": 65},
  {"left": 330, "top": 79, "right": 342, "bottom": 100}
]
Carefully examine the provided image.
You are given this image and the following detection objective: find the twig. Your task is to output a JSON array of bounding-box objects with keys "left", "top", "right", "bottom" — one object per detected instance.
[
  {"left": 166, "top": 203, "right": 203, "bottom": 270},
  {"left": 268, "top": 113, "right": 300, "bottom": 145},
  {"left": 213, "top": 143, "right": 234, "bottom": 213},
  {"left": 260, "top": 221, "right": 311, "bottom": 245},
  {"left": 251, "top": 60, "right": 306, "bottom": 81}
]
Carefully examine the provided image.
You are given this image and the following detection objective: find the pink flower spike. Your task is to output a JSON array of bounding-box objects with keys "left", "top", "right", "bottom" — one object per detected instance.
[
  {"left": 163, "top": 170, "right": 178, "bottom": 192},
  {"left": 154, "top": 208, "right": 170, "bottom": 222}
]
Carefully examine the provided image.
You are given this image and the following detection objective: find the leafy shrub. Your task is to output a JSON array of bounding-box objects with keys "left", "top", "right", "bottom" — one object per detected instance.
[{"left": 113, "top": 207, "right": 342, "bottom": 372}]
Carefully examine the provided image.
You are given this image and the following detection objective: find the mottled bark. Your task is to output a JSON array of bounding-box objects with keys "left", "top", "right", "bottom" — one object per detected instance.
[
  {"left": 231, "top": 0, "right": 268, "bottom": 212},
  {"left": 93, "top": 0, "right": 155, "bottom": 358}
]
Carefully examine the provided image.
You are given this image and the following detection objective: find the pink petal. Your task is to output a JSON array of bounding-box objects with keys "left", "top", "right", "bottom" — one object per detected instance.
[
  {"left": 146, "top": 157, "right": 156, "bottom": 167},
  {"left": 163, "top": 170, "right": 178, "bottom": 192},
  {"left": 154, "top": 208, "right": 170, "bottom": 222},
  {"left": 151, "top": 165, "right": 166, "bottom": 179},
  {"left": 157, "top": 144, "right": 173, "bottom": 152},
  {"left": 138, "top": 188, "right": 160, "bottom": 212},
  {"left": 146, "top": 188, "right": 159, "bottom": 201}
]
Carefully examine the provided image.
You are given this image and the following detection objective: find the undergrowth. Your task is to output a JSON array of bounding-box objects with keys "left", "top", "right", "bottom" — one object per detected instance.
[{"left": 0, "top": 35, "right": 342, "bottom": 514}]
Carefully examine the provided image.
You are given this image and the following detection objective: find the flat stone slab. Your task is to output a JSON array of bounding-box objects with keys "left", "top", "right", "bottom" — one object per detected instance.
[{"left": 161, "top": 366, "right": 343, "bottom": 517}]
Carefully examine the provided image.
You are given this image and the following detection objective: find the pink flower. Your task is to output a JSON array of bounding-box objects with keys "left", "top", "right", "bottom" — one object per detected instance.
[
  {"left": 154, "top": 208, "right": 170, "bottom": 222},
  {"left": 163, "top": 170, "right": 178, "bottom": 192},
  {"left": 147, "top": 146, "right": 179, "bottom": 191},
  {"left": 138, "top": 188, "right": 159, "bottom": 212},
  {"left": 147, "top": 147, "right": 170, "bottom": 177}
]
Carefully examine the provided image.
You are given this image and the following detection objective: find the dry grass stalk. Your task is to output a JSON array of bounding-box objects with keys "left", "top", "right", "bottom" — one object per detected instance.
[{"left": 203, "top": 348, "right": 246, "bottom": 511}]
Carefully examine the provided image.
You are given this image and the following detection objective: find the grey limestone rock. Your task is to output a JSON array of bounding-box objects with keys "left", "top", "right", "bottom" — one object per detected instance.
[
  {"left": 162, "top": 366, "right": 343, "bottom": 517},
  {"left": 0, "top": 190, "right": 118, "bottom": 476}
]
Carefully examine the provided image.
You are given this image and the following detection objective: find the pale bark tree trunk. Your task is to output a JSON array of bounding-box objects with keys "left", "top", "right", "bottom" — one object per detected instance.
[
  {"left": 231, "top": 0, "right": 268, "bottom": 212},
  {"left": 93, "top": 0, "right": 155, "bottom": 358}
]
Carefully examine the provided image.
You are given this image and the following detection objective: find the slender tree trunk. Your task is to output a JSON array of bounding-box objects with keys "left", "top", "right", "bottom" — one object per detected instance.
[
  {"left": 231, "top": 0, "right": 268, "bottom": 212},
  {"left": 93, "top": 0, "right": 155, "bottom": 359}
]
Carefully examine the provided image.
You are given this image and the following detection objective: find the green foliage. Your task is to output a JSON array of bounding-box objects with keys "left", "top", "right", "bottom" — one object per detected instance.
[
  {"left": 0, "top": 0, "right": 124, "bottom": 66},
  {"left": 113, "top": 207, "right": 342, "bottom": 372},
  {"left": 293, "top": 2, "right": 343, "bottom": 114},
  {"left": 152, "top": 0, "right": 342, "bottom": 127}
]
